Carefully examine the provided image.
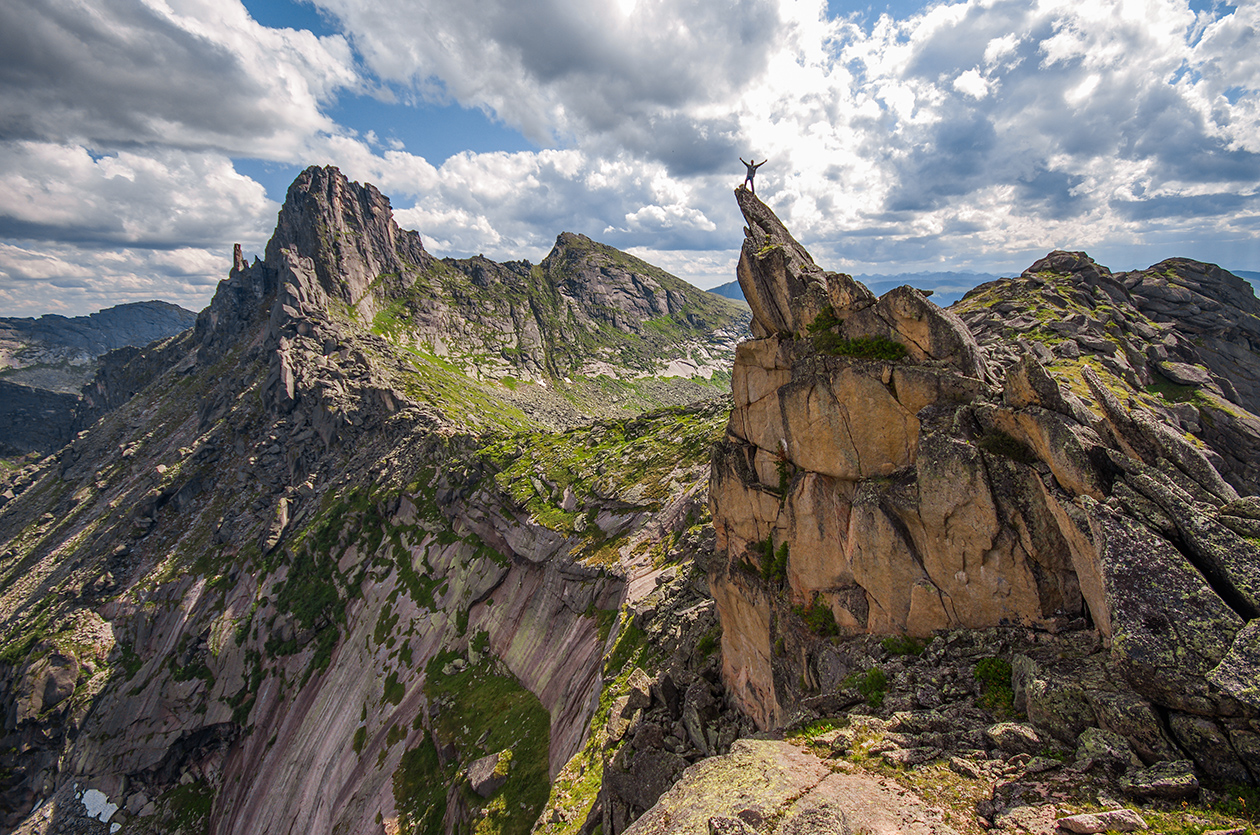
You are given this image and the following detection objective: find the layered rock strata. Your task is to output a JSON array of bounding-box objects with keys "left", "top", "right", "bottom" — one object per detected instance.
[{"left": 708, "top": 187, "right": 1260, "bottom": 789}]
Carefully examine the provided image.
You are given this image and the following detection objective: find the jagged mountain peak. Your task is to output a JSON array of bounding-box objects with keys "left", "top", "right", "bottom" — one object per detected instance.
[{"left": 264, "top": 165, "right": 432, "bottom": 311}]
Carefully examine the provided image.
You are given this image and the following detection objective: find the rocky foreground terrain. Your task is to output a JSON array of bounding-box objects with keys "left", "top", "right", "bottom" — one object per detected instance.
[{"left": 1, "top": 169, "right": 1258, "bottom": 835}]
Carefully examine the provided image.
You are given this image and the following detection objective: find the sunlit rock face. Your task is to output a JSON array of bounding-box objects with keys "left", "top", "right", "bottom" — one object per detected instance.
[{"left": 709, "top": 188, "right": 1260, "bottom": 748}]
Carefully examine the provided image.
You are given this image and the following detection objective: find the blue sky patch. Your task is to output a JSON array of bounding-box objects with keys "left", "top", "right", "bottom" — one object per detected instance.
[{"left": 329, "top": 93, "right": 538, "bottom": 164}]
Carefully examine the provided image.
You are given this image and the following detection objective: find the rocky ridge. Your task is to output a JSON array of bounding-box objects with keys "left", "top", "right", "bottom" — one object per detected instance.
[
  {"left": 707, "top": 187, "right": 1260, "bottom": 790},
  {"left": 3, "top": 167, "right": 1260, "bottom": 835},
  {"left": 0, "top": 168, "right": 745, "bottom": 835},
  {"left": 252, "top": 166, "right": 750, "bottom": 429}
]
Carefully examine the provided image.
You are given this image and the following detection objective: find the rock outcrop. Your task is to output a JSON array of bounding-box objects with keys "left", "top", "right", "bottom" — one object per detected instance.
[{"left": 708, "top": 190, "right": 1260, "bottom": 790}]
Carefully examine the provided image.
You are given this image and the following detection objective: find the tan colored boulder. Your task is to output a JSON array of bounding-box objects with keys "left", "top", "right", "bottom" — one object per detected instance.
[{"left": 846, "top": 286, "right": 987, "bottom": 379}]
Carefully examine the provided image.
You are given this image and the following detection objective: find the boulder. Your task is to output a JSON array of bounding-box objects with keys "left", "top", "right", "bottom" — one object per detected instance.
[
  {"left": 466, "top": 750, "right": 509, "bottom": 798},
  {"left": 1120, "top": 760, "right": 1199, "bottom": 800},
  {"left": 1208, "top": 621, "right": 1260, "bottom": 709},
  {"left": 1056, "top": 809, "right": 1148, "bottom": 833},
  {"left": 15, "top": 651, "right": 79, "bottom": 723},
  {"left": 1086, "top": 690, "right": 1179, "bottom": 764},
  {"left": 985, "top": 723, "right": 1042, "bottom": 756},
  {"left": 1084, "top": 501, "right": 1242, "bottom": 714},
  {"left": 1075, "top": 727, "right": 1142, "bottom": 773},
  {"left": 1167, "top": 714, "right": 1252, "bottom": 785},
  {"left": 623, "top": 740, "right": 831, "bottom": 835}
]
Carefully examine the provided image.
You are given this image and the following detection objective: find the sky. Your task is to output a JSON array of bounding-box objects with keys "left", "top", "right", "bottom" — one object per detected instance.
[{"left": 0, "top": 0, "right": 1256, "bottom": 317}]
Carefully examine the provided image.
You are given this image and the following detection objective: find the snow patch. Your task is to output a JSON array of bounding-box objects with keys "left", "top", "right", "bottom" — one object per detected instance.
[{"left": 79, "top": 787, "right": 118, "bottom": 824}]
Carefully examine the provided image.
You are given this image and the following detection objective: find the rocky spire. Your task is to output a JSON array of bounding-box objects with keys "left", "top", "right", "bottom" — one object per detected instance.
[
  {"left": 734, "top": 186, "right": 875, "bottom": 339},
  {"left": 266, "top": 165, "right": 432, "bottom": 308}
]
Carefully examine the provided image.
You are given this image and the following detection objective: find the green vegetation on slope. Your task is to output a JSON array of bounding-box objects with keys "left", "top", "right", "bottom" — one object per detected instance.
[{"left": 408, "top": 651, "right": 551, "bottom": 835}]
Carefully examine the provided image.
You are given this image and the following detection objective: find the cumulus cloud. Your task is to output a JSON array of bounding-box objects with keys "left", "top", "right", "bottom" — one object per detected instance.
[
  {"left": 0, "top": 241, "right": 235, "bottom": 316},
  {"left": 0, "top": 0, "right": 359, "bottom": 157},
  {"left": 0, "top": 143, "right": 276, "bottom": 247},
  {"left": 4, "top": 0, "right": 1260, "bottom": 317},
  {"left": 311, "top": 0, "right": 779, "bottom": 173}
]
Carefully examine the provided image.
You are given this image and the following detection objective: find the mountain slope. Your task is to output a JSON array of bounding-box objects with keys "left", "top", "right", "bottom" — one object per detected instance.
[
  {"left": 0, "top": 167, "right": 744, "bottom": 835},
  {"left": 253, "top": 166, "right": 750, "bottom": 430}
]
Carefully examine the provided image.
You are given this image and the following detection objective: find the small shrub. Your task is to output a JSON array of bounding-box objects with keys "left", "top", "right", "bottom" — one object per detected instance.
[
  {"left": 974, "top": 657, "right": 1015, "bottom": 716},
  {"left": 762, "top": 540, "right": 788, "bottom": 585},
  {"left": 1212, "top": 784, "right": 1260, "bottom": 820},
  {"left": 815, "top": 333, "right": 910, "bottom": 361},
  {"left": 807, "top": 308, "right": 908, "bottom": 360},
  {"left": 882, "top": 635, "right": 928, "bottom": 656},
  {"left": 795, "top": 597, "right": 839, "bottom": 637},
  {"left": 696, "top": 626, "right": 722, "bottom": 657},
  {"left": 842, "top": 667, "right": 887, "bottom": 709},
  {"left": 775, "top": 447, "right": 793, "bottom": 496}
]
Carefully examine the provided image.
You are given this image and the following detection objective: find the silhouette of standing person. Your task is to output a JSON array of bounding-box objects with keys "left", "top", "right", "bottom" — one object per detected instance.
[{"left": 740, "top": 157, "right": 766, "bottom": 194}]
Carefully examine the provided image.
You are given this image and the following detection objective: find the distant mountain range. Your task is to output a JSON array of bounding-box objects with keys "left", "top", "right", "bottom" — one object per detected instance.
[
  {"left": 712, "top": 266, "right": 1260, "bottom": 306},
  {"left": 0, "top": 301, "right": 196, "bottom": 455},
  {"left": 708, "top": 271, "right": 1003, "bottom": 307}
]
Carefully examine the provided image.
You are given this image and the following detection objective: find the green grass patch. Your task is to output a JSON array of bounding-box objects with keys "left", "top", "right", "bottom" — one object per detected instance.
[
  {"left": 161, "top": 780, "right": 215, "bottom": 835},
  {"left": 423, "top": 656, "right": 551, "bottom": 835},
  {"left": 383, "top": 671, "right": 406, "bottom": 706},
  {"left": 393, "top": 731, "right": 448, "bottom": 835},
  {"left": 807, "top": 305, "right": 909, "bottom": 361},
  {"left": 842, "top": 667, "right": 888, "bottom": 709},
  {"left": 974, "top": 657, "right": 1016, "bottom": 716}
]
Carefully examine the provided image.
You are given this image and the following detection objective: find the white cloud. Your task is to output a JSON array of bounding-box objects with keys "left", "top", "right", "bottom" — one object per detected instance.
[
  {"left": 0, "top": 0, "right": 359, "bottom": 158},
  {"left": 0, "top": 143, "right": 276, "bottom": 247},
  {"left": 0, "top": 241, "right": 233, "bottom": 316},
  {"left": 3, "top": 0, "right": 1260, "bottom": 319},
  {"left": 953, "top": 68, "right": 989, "bottom": 99}
]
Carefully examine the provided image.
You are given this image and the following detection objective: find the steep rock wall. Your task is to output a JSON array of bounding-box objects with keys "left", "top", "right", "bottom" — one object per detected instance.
[{"left": 708, "top": 189, "right": 1260, "bottom": 781}]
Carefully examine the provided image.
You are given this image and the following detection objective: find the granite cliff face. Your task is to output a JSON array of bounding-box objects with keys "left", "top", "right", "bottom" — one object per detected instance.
[
  {"left": 5, "top": 167, "right": 1260, "bottom": 835},
  {"left": 708, "top": 188, "right": 1260, "bottom": 783}
]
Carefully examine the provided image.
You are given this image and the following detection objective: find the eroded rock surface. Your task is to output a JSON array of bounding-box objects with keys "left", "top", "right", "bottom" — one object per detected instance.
[
  {"left": 708, "top": 192, "right": 1260, "bottom": 792},
  {"left": 625, "top": 739, "right": 959, "bottom": 835}
]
